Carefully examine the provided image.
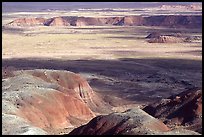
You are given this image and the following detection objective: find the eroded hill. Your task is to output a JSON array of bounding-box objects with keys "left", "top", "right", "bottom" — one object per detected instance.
[
  {"left": 69, "top": 108, "right": 200, "bottom": 135},
  {"left": 143, "top": 88, "right": 202, "bottom": 133},
  {"left": 2, "top": 69, "right": 111, "bottom": 135},
  {"left": 7, "top": 15, "right": 202, "bottom": 28}
]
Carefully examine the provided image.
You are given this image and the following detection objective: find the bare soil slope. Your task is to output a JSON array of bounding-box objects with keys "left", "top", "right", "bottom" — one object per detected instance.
[
  {"left": 143, "top": 88, "right": 202, "bottom": 133},
  {"left": 2, "top": 69, "right": 111, "bottom": 135},
  {"left": 69, "top": 108, "right": 200, "bottom": 135}
]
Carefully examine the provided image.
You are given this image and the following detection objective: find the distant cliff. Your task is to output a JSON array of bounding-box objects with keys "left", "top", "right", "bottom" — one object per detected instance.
[{"left": 7, "top": 15, "right": 202, "bottom": 29}]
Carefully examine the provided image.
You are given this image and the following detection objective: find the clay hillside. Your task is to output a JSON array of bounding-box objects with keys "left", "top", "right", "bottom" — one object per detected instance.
[
  {"left": 143, "top": 88, "right": 202, "bottom": 134},
  {"left": 7, "top": 15, "right": 202, "bottom": 28},
  {"left": 69, "top": 108, "right": 200, "bottom": 135},
  {"left": 2, "top": 69, "right": 111, "bottom": 135},
  {"left": 68, "top": 88, "right": 202, "bottom": 135}
]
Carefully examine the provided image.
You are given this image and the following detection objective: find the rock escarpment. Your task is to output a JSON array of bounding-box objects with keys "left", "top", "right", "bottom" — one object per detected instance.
[
  {"left": 7, "top": 15, "right": 202, "bottom": 28},
  {"left": 7, "top": 18, "right": 46, "bottom": 26}
]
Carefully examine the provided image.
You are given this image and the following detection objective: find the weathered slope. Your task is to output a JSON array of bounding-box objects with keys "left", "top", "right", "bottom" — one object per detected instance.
[
  {"left": 2, "top": 69, "right": 111, "bottom": 135},
  {"left": 69, "top": 108, "right": 200, "bottom": 135},
  {"left": 7, "top": 15, "right": 202, "bottom": 28},
  {"left": 44, "top": 17, "right": 72, "bottom": 26},
  {"left": 143, "top": 88, "right": 202, "bottom": 133},
  {"left": 2, "top": 113, "right": 48, "bottom": 135},
  {"left": 7, "top": 18, "right": 46, "bottom": 26},
  {"left": 26, "top": 69, "right": 111, "bottom": 114},
  {"left": 123, "top": 16, "right": 145, "bottom": 26}
]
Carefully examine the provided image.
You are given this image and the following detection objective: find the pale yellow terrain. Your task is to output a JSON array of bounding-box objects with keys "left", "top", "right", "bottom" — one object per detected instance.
[{"left": 2, "top": 26, "right": 202, "bottom": 60}]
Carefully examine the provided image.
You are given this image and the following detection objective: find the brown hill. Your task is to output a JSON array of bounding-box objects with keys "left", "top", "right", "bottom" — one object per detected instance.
[
  {"left": 69, "top": 108, "right": 200, "bottom": 135},
  {"left": 143, "top": 88, "right": 202, "bottom": 133},
  {"left": 2, "top": 69, "right": 111, "bottom": 135}
]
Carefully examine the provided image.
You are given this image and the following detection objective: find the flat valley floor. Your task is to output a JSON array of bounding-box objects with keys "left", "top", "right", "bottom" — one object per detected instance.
[{"left": 2, "top": 24, "right": 202, "bottom": 109}]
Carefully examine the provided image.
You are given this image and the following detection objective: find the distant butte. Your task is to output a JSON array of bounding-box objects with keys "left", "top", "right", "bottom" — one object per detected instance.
[{"left": 6, "top": 15, "right": 202, "bottom": 29}]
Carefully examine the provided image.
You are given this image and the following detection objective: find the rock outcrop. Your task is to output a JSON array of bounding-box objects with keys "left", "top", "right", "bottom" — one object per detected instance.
[
  {"left": 145, "top": 15, "right": 202, "bottom": 28},
  {"left": 143, "top": 88, "right": 202, "bottom": 134},
  {"left": 69, "top": 108, "right": 200, "bottom": 135},
  {"left": 2, "top": 69, "right": 111, "bottom": 135},
  {"left": 145, "top": 32, "right": 195, "bottom": 43},
  {"left": 184, "top": 36, "right": 202, "bottom": 42},
  {"left": 7, "top": 18, "right": 46, "bottom": 26},
  {"left": 147, "top": 35, "right": 185, "bottom": 43},
  {"left": 146, "top": 32, "right": 162, "bottom": 39},
  {"left": 7, "top": 15, "right": 202, "bottom": 28},
  {"left": 123, "top": 16, "right": 145, "bottom": 26},
  {"left": 44, "top": 17, "right": 73, "bottom": 26}
]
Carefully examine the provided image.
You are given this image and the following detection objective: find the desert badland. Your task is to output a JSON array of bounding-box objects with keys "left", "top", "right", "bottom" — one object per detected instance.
[{"left": 2, "top": 2, "right": 202, "bottom": 135}]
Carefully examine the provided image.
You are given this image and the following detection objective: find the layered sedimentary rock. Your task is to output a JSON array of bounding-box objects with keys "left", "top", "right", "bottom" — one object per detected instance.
[
  {"left": 7, "top": 18, "right": 46, "bottom": 26},
  {"left": 2, "top": 69, "right": 110, "bottom": 135},
  {"left": 7, "top": 15, "right": 202, "bottom": 28},
  {"left": 123, "top": 15, "right": 146, "bottom": 26},
  {"left": 143, "top": 88, "right": 202, "bottom": 133},
  {"left": 69, "top": 108, "right": 200, "bottom": 135},
  {"left": 44, "top": 17, "right": 73, "bottom": 26},
  {"left": 144, "top": 15, "right": 202, "bottom": 28}
]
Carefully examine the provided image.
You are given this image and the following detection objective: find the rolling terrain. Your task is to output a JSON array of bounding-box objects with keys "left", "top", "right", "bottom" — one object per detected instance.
[{"left": 2, "top": 2, "right": 202, "bottom": 135}]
